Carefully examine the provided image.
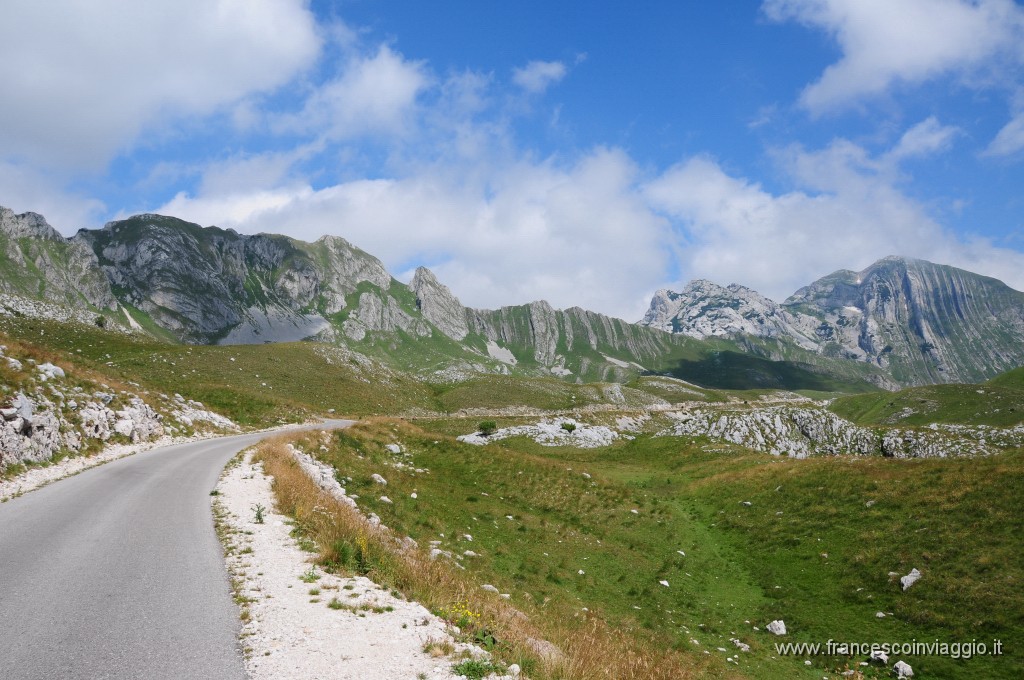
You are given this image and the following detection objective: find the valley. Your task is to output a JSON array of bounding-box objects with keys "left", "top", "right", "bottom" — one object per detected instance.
[{"left": 2, "top": 206, "right": 1023, "bottom": 679}]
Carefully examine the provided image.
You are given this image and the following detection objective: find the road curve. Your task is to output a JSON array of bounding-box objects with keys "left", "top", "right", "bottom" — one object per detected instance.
[{"left": 0, "top": 420, "right": 353, "bottom": 680}]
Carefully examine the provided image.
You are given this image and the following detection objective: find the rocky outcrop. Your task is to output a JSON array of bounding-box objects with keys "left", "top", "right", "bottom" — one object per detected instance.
[
  {"left": 0, "top": 344, "right": 236, "bottom": 471},
  {"left": 661, "top": 405, "right": 1021, "bottom": 458},
  {"left": 342, "top": 291, "right": 431, "bottom": 341}
]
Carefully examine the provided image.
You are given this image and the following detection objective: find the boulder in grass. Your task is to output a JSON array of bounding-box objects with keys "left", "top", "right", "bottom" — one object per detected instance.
[
  {"left": 900, "top": 568, "right": 921, "bottom": 591},
  {"left": 894, "top": 660, "right": 913, "bottom": 678}
]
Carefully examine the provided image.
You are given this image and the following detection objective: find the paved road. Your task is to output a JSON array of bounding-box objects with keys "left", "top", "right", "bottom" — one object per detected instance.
[{"left": 0, "top": 421, "right": 353, "bottom": 680}]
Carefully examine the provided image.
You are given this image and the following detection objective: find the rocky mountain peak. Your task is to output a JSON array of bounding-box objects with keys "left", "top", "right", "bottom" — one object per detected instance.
[
  {"left": 645, "top": 255, "right": 1024, "bottom": 385},
  {"left": 0, "top": 207, "right": 63, "bottom": 242},
  {"left": 640, "top": 277, "right": 820, "bottom": 349},
  {"left": 410, "top": 267, "right": 469, "bottom": 341}
]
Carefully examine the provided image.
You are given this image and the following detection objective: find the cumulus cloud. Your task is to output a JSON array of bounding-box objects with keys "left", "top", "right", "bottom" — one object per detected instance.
[
  {"left": 763, "top": 0, "right": 1024, "bottom": 114},
  {"left": 0, "top": 0, "right": 321, "bottom": 169},
  {"left": 644, "top": 127, "right": 1024, "bottom": 299},
  {"left": 512, "top": 60, "right": 568, "bottom": 93},
  {"left": 273, "top": 45, "right": 428, "bottom": 140},
  {"left": 157, "top": 147, "right": 673, "bottom": 321}
]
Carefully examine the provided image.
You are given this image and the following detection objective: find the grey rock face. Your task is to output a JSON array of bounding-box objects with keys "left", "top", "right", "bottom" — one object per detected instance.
[
  {"left": 642, "top": 281, "right": 821, "bottom": 351},
  {"left": 411, "top": 267, "right": 470, "bottom": 341},
  {"left": 74, "top": 214, "right": 398, "bottom": 343},
  {"left": 642, "top": 256, "right": 1024, "bottom": 386},
  {"left": 0, "top": 206, "right": 116, "bottom": 310},
  {"left": 787, "top": 256, "right": 1024, "bottom": 384}
]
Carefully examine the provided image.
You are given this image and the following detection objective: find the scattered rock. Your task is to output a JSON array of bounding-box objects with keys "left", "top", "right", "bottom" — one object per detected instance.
[
  {"left": 894, "top": 660, "right": 914, "bottom": 678},
  {"left": 900, "top": 568, "right": 921, "bottom": 591},
  {"left": 481, "top": 584, "right": 499, "bottom": 594},
  {"left": 36, "top": 362, "right": 65, "bottom": 380},
  {"left": 371, "top": 473, "right": 387, "bottom": 485},
  {"left": 766, "top": 620, "right": 787, "bottom": 636}
]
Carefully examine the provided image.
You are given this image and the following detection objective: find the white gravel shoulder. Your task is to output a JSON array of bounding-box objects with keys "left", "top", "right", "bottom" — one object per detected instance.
[
  {"left": 216, "top": 450, "right": 504, "bottom": 680},
  {"left": 0, "top": 432, "right": 216, "bottom": 501}
]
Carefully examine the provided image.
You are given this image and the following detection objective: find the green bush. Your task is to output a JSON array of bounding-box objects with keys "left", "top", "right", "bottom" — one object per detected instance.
[{"left": 478, "top": 420, "right": 497, "bottom": 436}]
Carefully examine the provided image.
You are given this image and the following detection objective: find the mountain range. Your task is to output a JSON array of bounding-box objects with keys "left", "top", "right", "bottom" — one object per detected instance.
[{"left": 3, "top": 204, "right": 1023, "bottom": 391}]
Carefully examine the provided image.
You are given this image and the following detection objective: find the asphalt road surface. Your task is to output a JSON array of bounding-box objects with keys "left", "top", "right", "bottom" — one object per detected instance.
[{"left": 0, "top": 421, "right": 353, "bottom": 680}]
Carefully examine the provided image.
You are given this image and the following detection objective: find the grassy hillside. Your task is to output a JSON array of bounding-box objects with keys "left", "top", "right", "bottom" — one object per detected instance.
[
  {"left": 0, "top": 316, "right": 744, "bottom": 426},
  {"left": 281, "top": 419, "right": 1023, "bottom": 679},
  {"left": 0, "top": 317, "right": 433, "bottom": 425},
  {"left": 829, "top": 367, "right": 1024, "bottom": 427}
]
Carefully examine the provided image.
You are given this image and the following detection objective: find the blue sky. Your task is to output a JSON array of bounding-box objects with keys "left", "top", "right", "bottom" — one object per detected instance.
[{"left": 2, "top": 0, "right": 1024, "bottom": 319}]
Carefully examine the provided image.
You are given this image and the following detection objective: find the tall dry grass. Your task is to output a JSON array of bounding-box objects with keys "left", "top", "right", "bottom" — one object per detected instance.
[{"left": 253, "top": 435, "right": 718, "bottom": 680}]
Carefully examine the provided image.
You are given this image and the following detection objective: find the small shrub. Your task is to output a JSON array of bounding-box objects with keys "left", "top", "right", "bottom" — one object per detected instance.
[
  {"left": 451, "top": 659, "right": 507, "bottom": 679},
  {"left": 560, "top": 422, "right": 577, "bottom": 433},
  {"left": 252, "top": 503, "right": 266, "bottom": 523},
  {"left": 478, "top": 420, "right": 497, "bottom": 437}
]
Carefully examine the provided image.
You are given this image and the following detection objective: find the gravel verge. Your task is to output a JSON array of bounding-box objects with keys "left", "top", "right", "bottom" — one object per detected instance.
[{"left": 215, "top": 449, "right": 515, "bottom": 680}]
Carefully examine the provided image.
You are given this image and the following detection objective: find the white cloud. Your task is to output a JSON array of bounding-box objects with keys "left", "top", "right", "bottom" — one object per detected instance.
[
  {"left": 886, "top": 116, "right": 961, "bottom": 161},
  {"left": 156, "top": 148, "right": 672, "bottom": 321},
  {"left": 273, "top": 45, "right": 428, "bottom": 140},
  {"left": 0, "top": 0, "right": 321, "bottom": 169},
  {"left": 763, "top": 0, "right": 1024, "bottom": 114},
  {"left": 154, "top": 113, "right": 1024, "bottom": 318},
  {"left": 985, "top": 112, "right": 1024, "bottom": 156},
  {"left": 644, "top": 125, "right": 1024, "bottom": 299},
  {"left": 0, "top": 162, "right": 105, "bottom": 232},
  {"left": 512, "top": 60, "right": 568, "bottom": 93}
]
